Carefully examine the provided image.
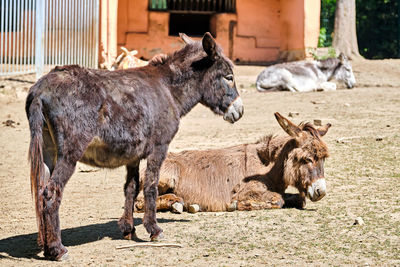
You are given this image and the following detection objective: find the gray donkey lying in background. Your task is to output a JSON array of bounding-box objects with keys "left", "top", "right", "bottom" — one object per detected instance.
[{"left": 256, "top": 53, "right": 356, "bottom": 92}]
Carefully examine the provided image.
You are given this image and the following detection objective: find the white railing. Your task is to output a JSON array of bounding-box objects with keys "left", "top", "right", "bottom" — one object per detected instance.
[{"left": 0, "top": 0, "right": 99, "bottom": 78}]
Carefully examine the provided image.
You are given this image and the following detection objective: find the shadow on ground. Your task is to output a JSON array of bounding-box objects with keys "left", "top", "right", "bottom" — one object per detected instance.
[{"left": 0, "top": 217, "right": 190, "bottom": 260}]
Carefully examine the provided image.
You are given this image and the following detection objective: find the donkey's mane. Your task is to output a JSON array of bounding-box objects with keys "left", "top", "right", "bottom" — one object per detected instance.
[
  {"left": 299, "top": 122, "right": 329, "bottom": 158},
  {"left": 255, "top": 121, "right": 320, "bottom": 144},
  {"left": 299, "top": 122, "right": 321, "bottom": 139},
  {"left": 254, "top": 121, "right": 329, "bottom": 165},
  {"left": 151, "top": 40, "right": 234, "bottom": 69},
  {"left": 317, "top": 57, "right": 341, "bottom": 70}
]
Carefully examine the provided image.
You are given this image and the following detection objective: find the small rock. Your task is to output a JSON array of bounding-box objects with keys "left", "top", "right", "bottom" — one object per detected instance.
[
  {"left": 171, "top": 202, "right": 183, "bottom": 214},
  {"left": 354, "top": 217, "right": 364, "bottom": 226},
  {"left": 376, "top": 137, "right": 383, "bottom": 141},
  {"left": 288, "top": 112, "right": 299, "bottom": 117},
  {"left": 188, "top": 204, "right": 200, "bottom": 214},
  {"left": 2, "top": 119, "right": 16, "bottom": 127},
  {"left": 336, "top": 137, "right": 350, "bottom": 144},
  {"left": 313, "top": 119, "right": 322, "bottom": 126},
  {"left": 344, "top": 103, "right": 351, "bottom": 107},
  {"left": 311, "top": 100, "right": 326, "bottom": 104},
  {"left": 386, "top": 125, "right": 390, "bottom": 127}
]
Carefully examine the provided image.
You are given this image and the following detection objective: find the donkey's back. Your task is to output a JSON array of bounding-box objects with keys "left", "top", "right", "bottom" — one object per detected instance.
[
  {"left": 256, "top": 61, "right": 323, "bottom": 92},
  {"left": 27, "top": 64, "right": 178, "bottom": 168}
]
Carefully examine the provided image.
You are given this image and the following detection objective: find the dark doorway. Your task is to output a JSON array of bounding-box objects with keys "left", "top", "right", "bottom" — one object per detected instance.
[{"left": 169, "top": 13, "right": 216, "bottom": 37}]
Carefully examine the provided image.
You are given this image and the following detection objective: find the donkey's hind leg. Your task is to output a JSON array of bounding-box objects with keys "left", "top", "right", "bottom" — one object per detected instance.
[
  {"left": 41, "top": 156, "right": 79, "bottom": 260},
  {"left": 118, "top": 162, "right": 140, "bottom": 239},
  {"left": 37, "top": 126, "right": 57, "bottom": 248},
  {"left": 41, "top": 130, "right": 90, "bottom": 260}
]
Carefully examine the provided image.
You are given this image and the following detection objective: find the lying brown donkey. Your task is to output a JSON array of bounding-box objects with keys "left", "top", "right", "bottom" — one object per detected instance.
[{"left": 136, "top": 112, "right": 331, "bottom": 212}]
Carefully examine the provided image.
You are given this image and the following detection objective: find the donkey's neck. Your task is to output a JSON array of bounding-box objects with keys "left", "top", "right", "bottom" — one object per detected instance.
[
  {"left": 255, "top": 136, "right": 296, "bottom": 193},
  {"left": 318, "top": 58, "right": 341, "bottom": 80},
  {"left": 171, "top": 82, "right": 202, "bottom": 117},
  {"left": 157, "top": 62, "right": 202, "bottom": 118}
]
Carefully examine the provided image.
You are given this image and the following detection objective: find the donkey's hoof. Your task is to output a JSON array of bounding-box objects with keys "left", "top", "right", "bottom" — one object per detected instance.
[
  {"left": 123, "top": 233, "right": 132, "bottom": 240},
  {"left": 56, "top": 251, "right": 70, "bottom": 261},
  {"left": 150, "top": 229, "right": 164, "bottom": 241},
  {"left": 123, "top": 231, "right": 138, "bottom": 240},
  {"left": 45, "top": 250, "right": 69, "bottom": 261}
]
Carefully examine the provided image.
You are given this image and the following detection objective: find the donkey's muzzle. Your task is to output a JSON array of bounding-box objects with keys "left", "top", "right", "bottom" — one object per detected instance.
[
  {"left": 223, "top": 97, "right": 244, "bottom": 123},
  {"left": 307, "top": 178, "right": 326, "bottom": 202}
]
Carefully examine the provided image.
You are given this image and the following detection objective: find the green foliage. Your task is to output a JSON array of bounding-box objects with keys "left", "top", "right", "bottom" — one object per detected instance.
[
  {"left": 320, "top": 0, "right": 337, "bottom": 47},
  {"left": 356, "top": 0, "right": 400, "bottom": 59},
  {"left": 309, "top": 47, "right": 337, "bottom": 60},
  {"left": 327, "top": 46, "right": 337, "bottom": 58},
  {"left": 320, "top": 0, "right": 400, "bottom": 58},
  {"left": 318, "top": 27, "right": 327, "bottom": 47}
]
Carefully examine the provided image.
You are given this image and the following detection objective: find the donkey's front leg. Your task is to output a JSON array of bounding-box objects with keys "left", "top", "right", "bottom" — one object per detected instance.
[
  {"left": 236, "top": 191, "right": 284, "bottom": 211},
  {"left": 42, "top": 158, "right": 76, "bottom": 261},
  {"left": 143, "top": 145, "right": 168, "bottom": 241},
  {"left": 118, "top": 162, "right": 140, "bottom": 239}
]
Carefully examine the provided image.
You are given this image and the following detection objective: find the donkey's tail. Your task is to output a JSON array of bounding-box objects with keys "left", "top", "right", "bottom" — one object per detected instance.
[{"left": 26, "top": 92, "right": 46, "bottom": 246}]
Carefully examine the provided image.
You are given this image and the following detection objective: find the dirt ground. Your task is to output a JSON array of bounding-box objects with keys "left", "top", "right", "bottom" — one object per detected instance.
[{"left": 0, "top": 59, "right": 399, "bottom": 266}]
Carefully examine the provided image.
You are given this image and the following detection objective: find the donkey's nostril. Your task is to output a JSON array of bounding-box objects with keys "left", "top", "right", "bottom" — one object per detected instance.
[
  {"left": 223, "top": 97, "right": 244, "bottom": 123},
  {"left": 316, "top": 188, "right": 320, "bottom": 196},
  {"left": 239, "top": 105, "right": 244, "bottom": 116}
]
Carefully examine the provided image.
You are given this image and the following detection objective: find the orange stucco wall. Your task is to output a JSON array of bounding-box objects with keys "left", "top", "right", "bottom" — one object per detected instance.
[{"left": 115, "top": 0, "right": 320, "bottom": 63}]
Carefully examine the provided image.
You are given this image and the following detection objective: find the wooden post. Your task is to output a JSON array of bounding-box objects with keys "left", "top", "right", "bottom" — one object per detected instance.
[{"left": 100, "top": 0, "right": 118, "bottom": 69}]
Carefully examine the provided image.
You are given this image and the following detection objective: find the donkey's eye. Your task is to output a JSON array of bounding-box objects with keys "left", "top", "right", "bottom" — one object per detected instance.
[
  {"left": 225, "top": 74, "right": 234, "bottom": 81},
  {"left": 304, "top": 157, "right": 313, "bottom": 163},
  {"left": 223, "top": 74, "right": 235, "bottom": 87}
]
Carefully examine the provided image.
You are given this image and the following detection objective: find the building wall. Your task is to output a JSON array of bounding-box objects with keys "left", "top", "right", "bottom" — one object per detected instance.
[{"left": 116, "top": 0, "right": 320, "bottom": 63}]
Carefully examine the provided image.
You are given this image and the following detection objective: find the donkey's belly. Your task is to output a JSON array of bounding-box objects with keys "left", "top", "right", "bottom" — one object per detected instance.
[{"left": 80, "top": 137, "right": 140, "bottom": 168}]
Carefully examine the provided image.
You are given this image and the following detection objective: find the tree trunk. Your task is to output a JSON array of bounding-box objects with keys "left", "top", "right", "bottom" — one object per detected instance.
[{"left": 333, "top": 0, "right": 362, "bottom": 59}]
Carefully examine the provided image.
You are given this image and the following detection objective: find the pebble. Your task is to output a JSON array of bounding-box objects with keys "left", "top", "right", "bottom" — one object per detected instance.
[
  {"left": 311, "top": 100, "right": 326, "bottom": 104},
  {"left": 288, "top": 112, "right": 299, "bottom": 117},
  {"left": 313, "top": 119, "right": 322, "bottom": 126},
  {"left": 354, "top": 217, "right": 365, "bottom": 226}
]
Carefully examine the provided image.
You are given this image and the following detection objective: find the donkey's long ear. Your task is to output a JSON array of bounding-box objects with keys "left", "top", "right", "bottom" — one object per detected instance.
[
  {"left": 274, "top": 112, "right": 302, "bottom": 138},
  {"left": 317, "top": 123, "right": 332, "bottom": 137},
  {"left": 202, "top": 32, "right": 219, "bottom": 60},
  {"left": 179, "top": 33, "right": 194, "bottom": 45}
]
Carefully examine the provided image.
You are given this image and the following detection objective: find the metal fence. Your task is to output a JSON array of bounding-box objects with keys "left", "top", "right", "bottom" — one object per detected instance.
[{"left": 0, "top": 0, "right": 99, "bottom": 78}]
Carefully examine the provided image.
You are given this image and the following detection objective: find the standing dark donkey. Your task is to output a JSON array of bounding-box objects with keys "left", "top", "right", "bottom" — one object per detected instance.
[{"left": 26, "top": 32, "right": 243, "bottom": 260}]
